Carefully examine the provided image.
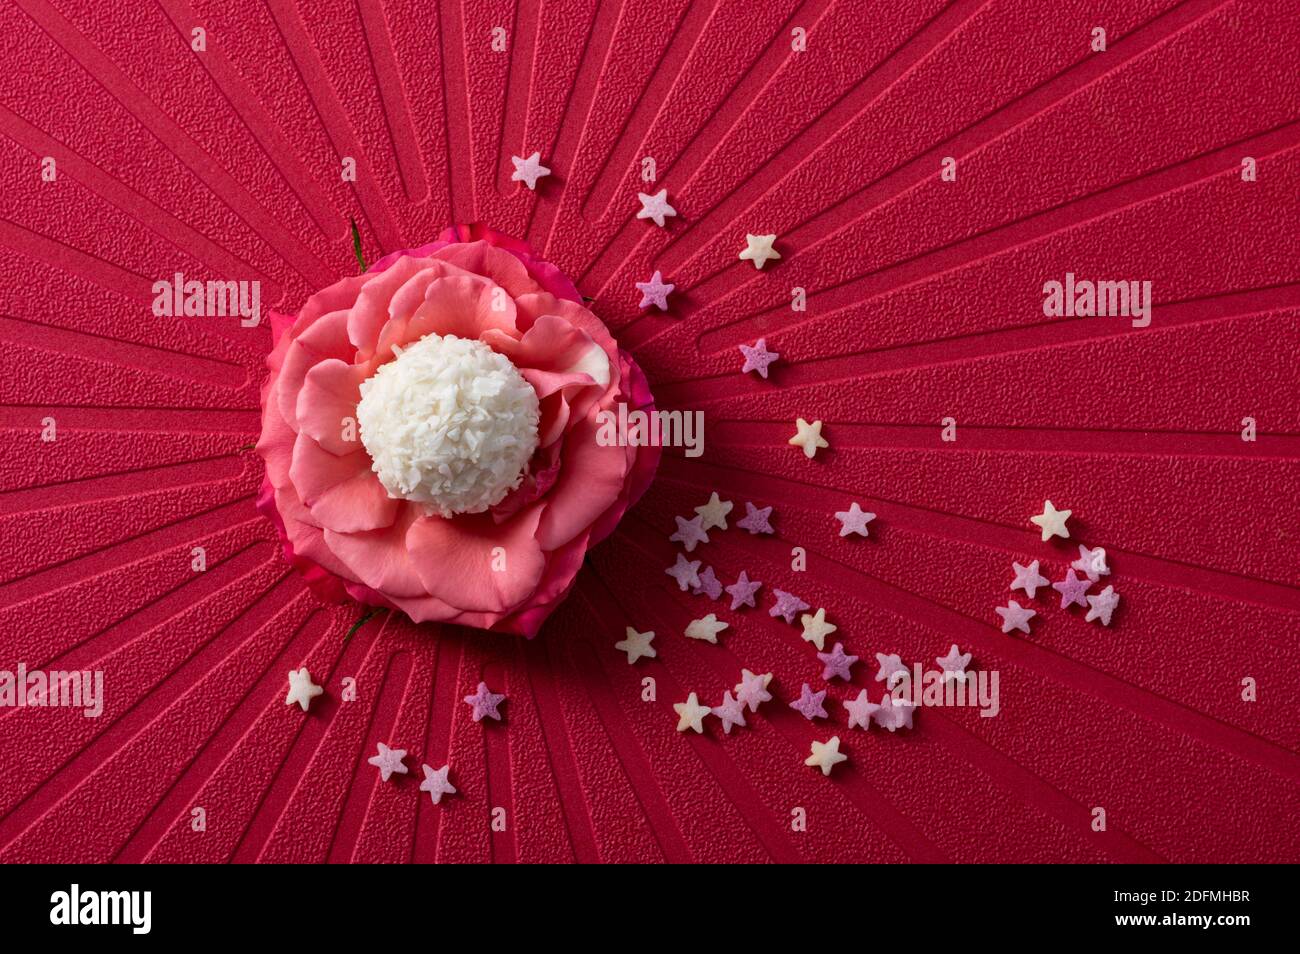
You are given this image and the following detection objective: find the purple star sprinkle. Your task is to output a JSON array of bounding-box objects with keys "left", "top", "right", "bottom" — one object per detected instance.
[
  {"left": 463, "top": 681, "right": 506, "bottom": 722},
  {"left": 690, "top": 565, "right": 723, "bottom": 600},
  {"left": 736, "top": 502, "right": 774, "bottom": 535},
  {"left": 817, "top": 642, "right": 859, "bottom": 681},
  {"left": 635, "top": 269, "right": 675, "bottom": 311},
  {"left": 724, "top": 570, "right": 762, "bottom": 610},
  {"left": 842, "top": 690, "right": 879, "bottom": 730},
  {"left": 665, "top": 553, "right": 701, "bottom": 591},
  {"left": 711, "top": 691, "right": 748, "bottom": 734},
  {"left": 769, "top": 588, "right": 810, "bottom": 624},
  {"left": 873, "top": 695, "right": 916, "bottom": 732},
  {"left": 1052, "top": 569, "right": 1091, "bottom": 609},
  {"left": 670, "top": 514, "right": 709, "bottom": 552},
  {"left": 789, "top": 683, "right": 829, "bottom": 721},
  {"left": 738, "top": 338, "right": 779, "bottom": 379},
  {"left": 734, "top": 669, "right": 773, "bottom": 712}
]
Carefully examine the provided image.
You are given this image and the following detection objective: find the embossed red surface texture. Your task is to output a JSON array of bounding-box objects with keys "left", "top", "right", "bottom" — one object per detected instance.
[{"left": 1, "top": 0, "right": 1298, "bottom": 864}]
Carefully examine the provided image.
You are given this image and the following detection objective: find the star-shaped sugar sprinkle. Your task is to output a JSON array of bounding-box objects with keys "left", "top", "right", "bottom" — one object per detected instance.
[
  {"left": 736, "top": 502, "right": 774, "bottom": 535},
  {"left": 1010, "top": 559, "right": 1050, "bottom": 599},
  {"left": 769, "top": 588, "right": 810, "bottom": 624},
  {"left": 464, "top": 681, "right": 506, "bottom": 722},
  {"left": 509, "top": 151, "right": 550, "bottom": 189},
  {"left": 817, "top": 642, "right": 859, "bottom": 681},
  {"left": 367, "top": 742, "right": 408, "bottom": 782},
  {"left": 1052, "top": 569, "right": 1091, "bottom": 609},
  {"left": 739, "top": 232, "right": 781, "bottom": 269},
  {"left": 690, "top": 565, "right": 723, "bottom": 600},
  {"left": 789, "top": 683, "right": 829, "bottom": 721},
  {"left": 685, "top": 613, "right": 728, "bottom": 644},
  {"left": 834, "top": 502, "right": 876, "bottom": 538},
  {"left": 1030, "top": 500, "right": 1072, "bottom": 541},
  {"left": 285, "top": 667, "right": 323, "bottom": 712},
  {"left": 873, "top": 696, "right": 916, "bottom": 732},
  {"left": 996, "top": 600, "right": 1037, "bottom": 635},
  {"left": 615, "top": 626, "right": 656, "bottom": 664},
  {"left": 636, "top": 189, "right": 677, "bottom": 227},
  {"left": 806, "top": 736, "right": 847, "bottom": 776},
  {"left": 711, "top": 691, "right": 748, "bottom": 734},
  {"left": 734, "top": 669, "right": 774, "bottom": 712},
  {"left": 799, "top": 608, "right": 837, "bottom": 650},
  {"left": 1072, "top": 544, "right": 1111, "bottom": 582},
  {"left": 936, "top": 644, "right": 973, "bottom": 683},
  {"left": 788, "top": 417, "right": 828, "bottom": 459},
  {"left": 670, "top": 514, "right": 709, "bottom": 552},
  {"left": 674, "top": 691, "right": 710, "bottom": 733},
  {"left": 874, "top": 652, "right": 908, "bottom": 685},
  {"left": 843, "top": 689, "right": 879, "bottom": 730},
  {"left": 725, "top": 570, "right": 762, "bottom": 610},
  {"left": 694, "top": 492, "right": 733, "bottom": 531},
  {"left": 665, "top": 554, "right": 702, "bottom": 591},
  {"left": 635, "top": 270, "right": 675, "bottom": 311},
  {"left": 738, "top": 338, "right": 779, "bottom": 379},
  {"left": 1085, "top": 585, "right": 1120, "bottom": 626},
  {"left": 418, "top": 764, "right": 456, "bottom": 805}
]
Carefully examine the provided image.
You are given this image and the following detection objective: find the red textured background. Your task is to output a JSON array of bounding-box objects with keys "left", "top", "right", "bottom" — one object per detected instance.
[{"left": 1, "top": 0, "right": 1298, "bottom": 863}]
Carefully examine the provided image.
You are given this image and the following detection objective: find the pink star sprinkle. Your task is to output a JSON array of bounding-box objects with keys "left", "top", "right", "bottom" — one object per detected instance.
[
  {"left": 996, "top": 600, "right": 1037, "bottom": 635},
  {"left": 736, "top": 502, "right": 774, "bottom": 535},
  {"left": 1085, "top": 585, "right": 1120, "bottom": 625},
  {"left": 464, "top": 682, "right": 506, "bottom": 722},
  {"left": 1010, "top": 559, "right": 1050, "bottom": 599},
  {"left": 834, "top": 502, "right": 876, "bottom": 538},
  {"left": 872, "top": 695, "right": 916, "bottom": 732},
  {"left": 842, "top": 689, "right": 879, "bottom": 730},
  {"left": 936, "top": 644, "right": 972, "bottom": 683},
  {"left": 817, "top": 642, "right": 859, "bottom": 681},
  {"left": 367, "top": 742, "right": 408, "bottom": 782},
  {"left": 734, "top": 669, "right": 774, "bottom": 712},
  {"left": 789, "top": 683, "right": 829, "bottom": 721},
  {"left": 635, "top": 270, "right": 675, "bottom": 310},
  {"left": 738, "top": 338, "right": 779, "bottom": 379},
  {"left": 690, "top": 565, "right": 723, "bottom": 600},
  {"left": 725, "top": 570, "right": 762, "bottom": 610},
  {"left": 1052, "top": 569, "right": 1091, "bottom": 609},
  {"left": 670, "top": 514, "right": 709, "bottom": 552},
  {"left": 1072, "top": 544, "right": 1111, "bottom": 582},
  {"left": 874, "top": 652, "right": 907, "bottom": 685},
  {"left": 711, "top": 691, "right": 748, "bottom": 734},
  {"left": 769, "top": 588, "right": 810, "bottom": 624},
  {"left": 665, "top": 554, "right": 702, "bottom": 591}
]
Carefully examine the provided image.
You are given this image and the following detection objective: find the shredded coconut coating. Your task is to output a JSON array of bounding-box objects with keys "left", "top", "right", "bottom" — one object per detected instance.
[{"left": 357, "top": 333, "right": 540, "bottom": 516}]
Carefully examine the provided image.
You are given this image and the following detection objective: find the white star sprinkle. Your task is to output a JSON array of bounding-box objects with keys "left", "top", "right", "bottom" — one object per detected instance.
[
  {"left": 788, "top": 417, "right": 828, "bottom": 458},
  {"left": 739, "top": 233, "right": 781, "bottom": 269},
  {"left": 1010, "top": 559, "right": 1050, "bottom": 599},
  {"left": 1072, "top": 544, "right": 1111, "bottom": 582},
  {"left": 835, "top": 502, "right": 876, "bottom": 537},
  {"left": 996, "top": 600, "right": 1037, "bottom": 635},
  {"left": 685, "top": 613, "right": 728, "bottom": 644},
  {"left": 1085, "top": 585, "right": 1120, "bottom": 626},
  {"left": 636, "top": 189, "right": 677, "bottom": 227},
  {"left": 1030, "top": 500, "right": 1072, "bottom": 541},
  {"left": 805, "top": 736, "right": 848, "bottom": 776},
  {"left": 367, "top": 742, "right": 408, "bottom": 782},
  {"left": 799, "top": 608, "right": 837, "bottom": 651},
  {"left": 694, "top": 492, "right": 733, "bottom": 531},
  {"left": 509, "top": 151, "right": 550, "bottom": 189},
  {"left": 285, "top": 667, "right": 323, "bottom": 712},
  {"left": 673, "top": 691, "right": 710, "bottom": 733},
  {"left": 615, "top": 626, "right": 656, "bottom": 664},
  {"left": 418, "top": 763, "right": 457, "bottom": 805}
]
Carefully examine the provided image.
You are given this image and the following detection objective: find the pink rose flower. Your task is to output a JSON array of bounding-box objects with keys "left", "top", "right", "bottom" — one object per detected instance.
[{"left": 256, "top": 224, "right": 659, "bottom": 636}]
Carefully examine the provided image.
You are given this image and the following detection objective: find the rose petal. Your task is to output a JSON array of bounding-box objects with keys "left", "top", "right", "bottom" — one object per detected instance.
[
  {"left": 432, "top": 240, "right": 536, "bottom": 299},
  {"left": 289, "top": 434, "right": 397, "bottom": 532},
  {"left": 275, "top": 309, "right": 352, "bottom": 430},
  {"left": 296, "top": 358, "right": 364, "bottom": 456},
  {"left": 536, "top": 409, "right": 632, "bottom": 550},
  {"left": 324, "top": 506, "right": 426, "bottom": 598},
  {"left": 401, "top": 273, "right": 518, "bottom": 342},
  {"left": 406, "top": 506, "right": 546, "bottom": 613},
  {"left": 347, "top": 256, "right": 435, "bottom": 358}
]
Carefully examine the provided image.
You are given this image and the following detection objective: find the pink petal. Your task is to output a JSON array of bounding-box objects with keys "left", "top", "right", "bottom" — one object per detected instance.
[
  {"left": 296, "top": 358, "right": 365, "bottom": 456},
  {"left": 431, "top": 240, "right": 535, "bottom": 299},
  {"left": 289, "top": 434, "right": 397, "bottom": 533},
  {"left": 275, "top": 309, "right": 352, "bottom": 430},
  {"left": 324, "top": 506, "right": 426, "bottom": 598},
  {"left": 401, "top": 273, "right": 518, "bottom": 342},
  {"left": 536, "top": 409, "right": 632, "bottom": 550},
  {"left": 347, "top": 256, "right": 435, "bottom": 359},
  {"left": 406, "top": 506, "right": 546, "bottom": 614}
]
